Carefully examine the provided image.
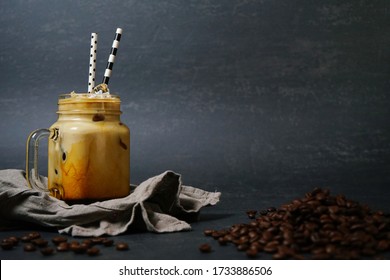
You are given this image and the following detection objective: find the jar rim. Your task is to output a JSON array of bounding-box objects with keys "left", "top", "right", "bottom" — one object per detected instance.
[{"left": 58, "top": 92, "right": 120, "bottom": 101}]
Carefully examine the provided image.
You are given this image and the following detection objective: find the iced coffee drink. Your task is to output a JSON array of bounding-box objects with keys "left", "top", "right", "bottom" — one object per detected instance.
[
  {"left": 26, "top": 28, "right": 129, "bottom": 201},
  {"left": 47, "top": 92, "right": 130, "bottom": 201}
]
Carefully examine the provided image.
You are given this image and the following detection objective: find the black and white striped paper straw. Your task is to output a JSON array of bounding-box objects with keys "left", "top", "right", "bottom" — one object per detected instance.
[
  {"left": 88, "top": 33, "right": 98, "bottom": 93},
  {"left": 102, "top": 28, "right": 122, "bottom": 85}
]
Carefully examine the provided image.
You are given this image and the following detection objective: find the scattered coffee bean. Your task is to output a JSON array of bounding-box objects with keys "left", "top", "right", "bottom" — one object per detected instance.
[
  {"left": 1, "top": 240, "right": 14, "bottom": 250},
  {"left": 56, "top": 242, "right": 70, "bottom": 252},
  {"left": 267, "top": 207, "right": 276, "bottom": 212},
  {"left": 246, "top": 210, "right": 257, "bottom": 219},
  {"left": 78, "top": 243, "right": 90, "bottom": 253},
  {"left": 81, "top": 239, "right": 93, "bottom": 248},
  {"left": 102, "top": 238, "right": 114, "bottom": 247},
  {"left": 21, "top": 235, "right": 32, "bottom": 243},
  {"left": 5, "top": 237, "right": 19, "bottom": 246},
  {"left": 29, "top": 232, "right": 40, "bottom": 238},
  {"left": 203, "top": 229, "right": 214, "bottom": 236},
  {"left": 87, "top": 247, "right": 100, "bottom": 256},
  {"left": 199, "top": 243, "right": 212, "bottom": 253},
  {"left": 52, "top": 236, "right": 68, "bottom": 245},
  {"left": 40, "top": 247, "right": 54, "bottom": 256},
  {"left": 70, "top": 242, "right": 88, "bottom": 254},
  {"left": 218, "top": 237, "right": 228, "bottom": 245},
  {"left": 259, "top": 210, "right": 268, "bottom": 216},
  {"left": 116, "top": 242, "right": 129, "bottom": 251},
  {"left": 32, "top": 238, "right": 48, "bottom": 247},
  {"left": 23, "top": 243, "right": 36, "bottom": 252},
  {"left": 28, "top": 232, "right": 41, "bottom": 240},
  {"left": 91, "top": 237, "right": 105, "bottom": 245}
]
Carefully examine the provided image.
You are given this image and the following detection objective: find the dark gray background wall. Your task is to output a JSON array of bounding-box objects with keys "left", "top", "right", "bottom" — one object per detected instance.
[{"left": 0, "top": 1, "right": 389, "bottom": 209}]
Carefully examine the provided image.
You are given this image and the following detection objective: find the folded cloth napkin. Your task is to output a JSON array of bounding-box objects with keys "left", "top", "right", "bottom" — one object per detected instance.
[{"left": 0, "top": 169, "right": 221, "bottom": 237}]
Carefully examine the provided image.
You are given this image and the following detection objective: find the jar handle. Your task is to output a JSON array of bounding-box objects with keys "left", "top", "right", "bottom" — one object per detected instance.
[{"left": 26, "top": 128, "right": 50, "bottom": 192}]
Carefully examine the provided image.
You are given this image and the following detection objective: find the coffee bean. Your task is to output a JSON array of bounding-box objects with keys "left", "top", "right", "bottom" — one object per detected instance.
[
  {"left": 259, "top": 209, "right": 268, "bottom": 216},
  {"left": 79, "top": 244, "right": 90, "bottom": 253},
  {"left": 267, "top": 207, "right": 276, "bottom": 213},
  {"left": 259, "top": 221, "right": 271, "bottom": 229},
  {"left": 336, "top": 195, "right": 346, "bottom": 207},
  {"left": 87, "top": 247, "right": 100, "bottom": 256},
  {"left": 82, "top": 239, "right": 93, "bottom": 248},
  {"left": 328, "top": 205, "right": 340, "bottom": 214},
  {"left": 246, "top": 210, "right": 257, "bottom": 219},
  {"left": 71, "top": 243, "right": 89, "bottom": 254},
  {"left": 249, "top": 221, "right": 259, "bottom": 227},
  {"left": 272, "top": 251, "right": 286, "bottom": 259},
  {"left": 248, "top": 230, "right": 258, "bottom": 239},
  {"left": 40, "top": 247, "right": 54, "bottom": 256},
  {"left": 203, "top": 229, "right": 214, "bottom": 236},
  {"left": 32, "top": 238, "right": 48, "bottom": 247},
  {"left": 218, "top": 237, "right": 227, "bottom": 245},
  {"left": 211, "top": 231, "right": 224, "bottom": 239},
  {"left": 23, "top": 243, "right": 36, "bottom": 252},
  {"left": 262, "top": 231, "right": 273, "bottom": 242},
  {"left": 70, "top": 240, "right": 80, "bottom": 246},
  {"left": 223, "top": 234, "right": 234, "bottom": 242},
  {"left": 325, "top": 244, "right": 337, "bottom": 255},
  {"left": 362, "top": 247, "right": 376, "bottom": 256},
  {"left": 52, "top": 236, "right": 68, "bottom": 245},
  {"left": 28, "top": 232, "right": 41, "bottom": 240},
  {"left": 307, "top": 200, "right": 320, "bottom": 207},
  {"left": 1, "top": 241, "right": 14, "bottom": 250},
  {"left": 56, "top": 242, "right": 70, "bottom": 252},
  {"left": 5, "top": 237, "right": 19, "bottom": 246},
  {"left": 263, "top": 240, "right": 279, "bottom": 253},
  {"left": 238, "top": 235, "right": 249, "bottom": 244},
  {"left": 365, "top": 225, "right": 379, "bottom": 235},
  {"left": 237, "top": 243, "right": 249, "bottom": 251},
  {"left": 91, "top": 237, "right": 105, "bottom": 244},
  {"left": 377, "top": 240, "right": 389, "bottom": 251},
  {"left": 246, "top": 248, "right": 258, "bottom": 258},
  {"left": 239, "top": 226, "right": 248, "bottom": 236},
  {"left": 116, "top": 242, "right": 129, "bottom": 251},
  {"left": 102, "top": 238, "right": 114, "bottom": 247},
  {"left": 198, "top": 243, "right": 212, "bottom": 253},
  {"left": 21, "top": 235, "right": 32, "bottom": 243},
  {"left": 315, "top": 192, "right": 327, "bottom": 201}
]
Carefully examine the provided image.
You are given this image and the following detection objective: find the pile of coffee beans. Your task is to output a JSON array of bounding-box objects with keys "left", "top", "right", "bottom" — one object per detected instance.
[
  {"left": 1, "top": 231, "right": 129, "bottom": 257},
  {"left": 203, "top": 188, "right": 390, "bottom": 259}
]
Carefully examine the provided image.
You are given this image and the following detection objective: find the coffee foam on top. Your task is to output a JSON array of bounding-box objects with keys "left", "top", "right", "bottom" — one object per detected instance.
[{"left": 69, "top": 90, "right": 115, "bottom": 99}]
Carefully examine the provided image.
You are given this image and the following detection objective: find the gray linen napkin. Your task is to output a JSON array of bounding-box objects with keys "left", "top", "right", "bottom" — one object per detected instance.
[{"left": 0, "top": 169, "right": 221, "bottom": 237}]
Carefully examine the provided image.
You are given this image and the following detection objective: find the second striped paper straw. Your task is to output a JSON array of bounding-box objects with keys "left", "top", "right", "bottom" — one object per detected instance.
[
  {"left": 88, "top": 33, "right": 98, "bottom": 93},
  {"left": 102, "top": 28, "right": 122, "bottom": 85}
]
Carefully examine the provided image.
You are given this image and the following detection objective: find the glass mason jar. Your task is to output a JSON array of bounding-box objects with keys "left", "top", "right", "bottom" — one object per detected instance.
[{"left": 26, "top": 93, "right": 130, "bottom": 201}]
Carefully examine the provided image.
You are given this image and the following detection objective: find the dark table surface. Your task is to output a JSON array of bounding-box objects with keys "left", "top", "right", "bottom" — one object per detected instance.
[{"left": 1, "top": 165, "right": 389, "bottom": 260}]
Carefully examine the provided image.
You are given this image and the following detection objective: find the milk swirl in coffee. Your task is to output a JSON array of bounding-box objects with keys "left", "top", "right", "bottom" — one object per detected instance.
[{"left": 47, "top": 91, "right": 130, "bottom": 201}]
